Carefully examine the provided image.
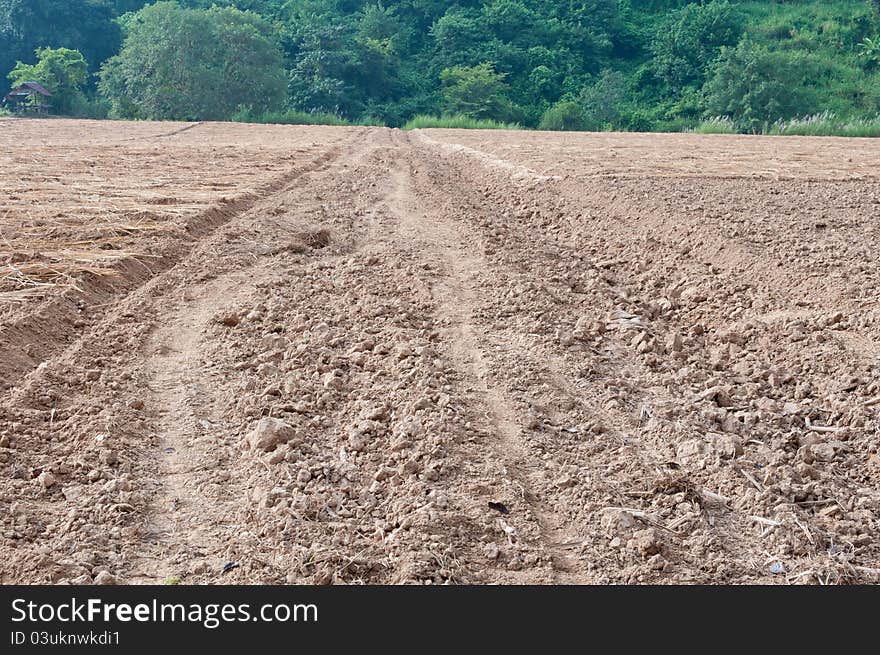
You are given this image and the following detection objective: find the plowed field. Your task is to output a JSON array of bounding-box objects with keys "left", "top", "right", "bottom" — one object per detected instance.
[{"left": 2, "top": 119, "right": 878, "bottom": 585}]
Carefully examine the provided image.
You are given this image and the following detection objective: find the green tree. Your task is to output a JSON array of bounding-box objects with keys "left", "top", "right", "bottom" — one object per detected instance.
[
  {"left": 430, "top": 7, "right": 486, "bottom": 69},
  {"left": 578, "top": 69, "right": 630, "bottom": 130},
  {"left": 282, "top": 4, "right": 408, "bottom": 122},
  {"left": 8, "top": 47, "right": 88, "bottom": 114},
  {"left": 483, "top": 0, "right": 540, "bottom": 45},
  {"left": 439, "top": 62, "right": 519, "bottom": 121},
  {"left": 704, "top": 41, "right": 825, "bottom": 130},
  {"left": 0, "top": 0, "right": 120, "bottom": 95},
  {"left": 651, "top": 0, "right": 742, "bottom": 93},
  {"left": 98, "top": 1, "right": 285, "bottom": 120}
]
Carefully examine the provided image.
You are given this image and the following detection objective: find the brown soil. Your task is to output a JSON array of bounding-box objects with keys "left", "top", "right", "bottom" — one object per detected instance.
[{"left": 1, "top": 120, "right": 878, "bottom": 585}]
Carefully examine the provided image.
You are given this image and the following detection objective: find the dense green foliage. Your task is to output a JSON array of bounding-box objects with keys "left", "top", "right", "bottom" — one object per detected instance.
[
  {"left": 1, "top": 1, "right": 121, "bottom": 92},
  {"left": 2, "top": 1, "right": 880, "bottom": 133},
  {"left": 98, "top": 2, "right": 286, "bottom": 120},
  {"left": 8, "top": 47, "right": 88, "bottom": 114}
]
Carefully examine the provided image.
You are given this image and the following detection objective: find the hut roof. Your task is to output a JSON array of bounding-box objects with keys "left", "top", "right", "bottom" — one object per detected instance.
[{"left": 5, "top": 82, "right": 52, "bottom": 98}]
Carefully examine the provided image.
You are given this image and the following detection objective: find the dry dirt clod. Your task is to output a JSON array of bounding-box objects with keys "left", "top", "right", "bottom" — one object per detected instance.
[
  {"left": 94, "top": 571, "right": 118, "bottom": 585},
  {"left": 245, "top": 417, "right": 297, "bottom": 452},
  {"left": 628, "top": 529, "right": 662, "bottom": 557},
  {"left": 37, "top": 471, "right": 57, "bottom": 490},
  {"left": 217, "top": 312, "right": 242, "bottom": 327}
]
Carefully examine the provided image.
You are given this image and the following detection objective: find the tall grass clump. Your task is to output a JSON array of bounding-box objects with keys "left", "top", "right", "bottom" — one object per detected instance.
[
  {"left": 232, "top": 108, "right": 383, "bottom": 126},
  {"left": 690, "top": 116, "right": 738, "bottom": 134},
  {"left": 403, "top": 114, "right": 521, "bottom": 130},
  {"left": 768, "top": 111, "right": 880, "bottom": 137}
]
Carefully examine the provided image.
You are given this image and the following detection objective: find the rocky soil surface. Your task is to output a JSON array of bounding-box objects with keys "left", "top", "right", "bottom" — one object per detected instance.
[{"left": 1, "top": 121, "right": 877, "bottom": 584}]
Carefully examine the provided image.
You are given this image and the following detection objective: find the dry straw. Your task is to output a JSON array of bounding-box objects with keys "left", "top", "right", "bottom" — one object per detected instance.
[{"left": 1, "top": 216, "right": 172, "bottom": 301}]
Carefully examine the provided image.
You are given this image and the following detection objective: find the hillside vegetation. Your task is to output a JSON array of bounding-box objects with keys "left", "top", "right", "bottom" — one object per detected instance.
[{"left": 2, "top": 1, "right": 880, "bottom": 133}]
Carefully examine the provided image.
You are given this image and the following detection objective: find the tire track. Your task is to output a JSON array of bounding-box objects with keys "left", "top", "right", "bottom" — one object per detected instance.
[
  {"left": 379, "top": 137, "right": 592, "bottom": 583},
  {"left": 124, "top": 139, "right": 374, "bottom": 583},
  {"left": 0, "top": 144, "right": 344, "bottom": 392},
  {"left": 130, "top": 267, "right": 276, "bottom": 583}
]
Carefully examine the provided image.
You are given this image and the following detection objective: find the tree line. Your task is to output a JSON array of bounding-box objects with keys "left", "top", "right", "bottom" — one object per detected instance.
[{"left": 2, "top": 0, "right": 880, "bottom": 132}]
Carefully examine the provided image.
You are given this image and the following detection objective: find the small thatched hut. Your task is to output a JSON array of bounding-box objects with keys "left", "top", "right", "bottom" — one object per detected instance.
[{"left": 3, "top": 82, "right": 52, "bottom": 114}]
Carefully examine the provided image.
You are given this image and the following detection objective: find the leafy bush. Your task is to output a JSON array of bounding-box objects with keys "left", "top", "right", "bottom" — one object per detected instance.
[
  {"left": 618, "top": 109, "right": 656, "bottom": 132},
  {"left": 651, "top": 1, "right": 743, "bottom": 92},
  {"left": 69, "top": 96, "right": 111, "bottom": 119},
  {"left": 538, "top": 100, "right": 586, "bottom": 131},
  {"left": 578, "top": 69, "right": 631, "bottom": 130},
  {"left": 858, "top": 36, "right": 880, "bottom": 70},
  {"left": 439, "top": 63, "right": 522, "bottom": 123}
]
